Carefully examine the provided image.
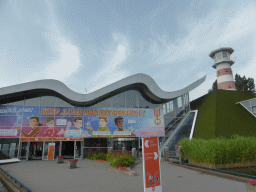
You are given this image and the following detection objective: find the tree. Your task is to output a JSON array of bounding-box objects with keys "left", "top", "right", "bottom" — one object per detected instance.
[
  {"left": 208, "top": 79, "right": 217, "bottom": 93},
  {"left": 235, "top": 74, "right": 255, "bottom": 95},
  {"left": 209, "top": 74, "right": 256, "bottom": 96}
]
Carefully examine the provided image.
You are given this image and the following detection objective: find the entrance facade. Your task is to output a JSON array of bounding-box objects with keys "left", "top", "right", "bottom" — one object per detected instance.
[
  {"left": 113, "top": 138, "right": 138, "bottom": 151},
  {"left": 19, "top": 140, "right": 82, "bottom": 160}
]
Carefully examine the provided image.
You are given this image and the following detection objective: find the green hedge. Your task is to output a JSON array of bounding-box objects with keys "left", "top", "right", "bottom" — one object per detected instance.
[
  {"left": 88, "top": 151, "right": 135, "bottom": 167},
  {"left": 87, "top": 151, "right": 107, "bottom": 160},
  {"left": 106, "top": 151, "right": 135, "bottom": 167},
  {"left": 178, "top": 135, "right": 256, "bottom": 165}
]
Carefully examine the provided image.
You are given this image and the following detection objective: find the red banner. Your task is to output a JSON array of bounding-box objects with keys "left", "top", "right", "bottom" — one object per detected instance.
[{"left": 143, "top": 137, "right": 162, "bottom": 192}]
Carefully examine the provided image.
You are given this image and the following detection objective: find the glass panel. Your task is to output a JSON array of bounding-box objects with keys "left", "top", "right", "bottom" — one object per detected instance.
[
  {"left": 240, "top": 101, "right": 251, "bottom": 109},
  {"left": 61, "top": 141, "right": 74, "bottom": 158},
  {"left": 75, "top": 141, "right": 82, "bottom": 159},
  {"left": 20, "top": 142, "right": 28, "bottom": 160},
  {"left": 214, "top": 52, "right": 222, "bottom": 62},
  {"left": 100, "top": 138, "right": 108, "bottom": 147},
  {"left": 150, "top": 102, "right": 163, "bottom": 109},
  {"left": 43, "top": 141, "right": 51, "bottom": 160},
  {"left": 170, "top": 101, "right": 174, "bottom": 111},
  {"left": 25, "top": 97, "right": 40, "bottom": 106},
  {"left": 163, "top": 105, "right": 166, "bottom": 115},
  {"left": 29, "top": 142, "right": 43, "bottom": 160},
  {"left": 178, "top": 97, "right": 182, "bottom": 108},
  {"left": 2, "top": 144, "right": 9, "bottom": 156},
  {"left": 56, "top": 97, "right": 73, "bottom": 107},
  {"left": 84, "top": 138, "right": 100, "bottom": 148},
  {"left": 138, "top": 91, "right": 150, "bottom": 108},
  {"left": 251, "top": 99, "right": 256, "bottom": 107},
  {"left": 167, "top": 103, "right": 170, "bottom": 113},
  {"left": 125, "top": 90, "right": 138, "bottom": 108},
  {"left": 40, "top": 96, "right": 56, "bottom": 107},
  {"left": 112, "top": 92, "right": 125, "bottom": 108},
  {"left": 222, "top": 51, "right": 230, "bottom": 60},
  {"left": 8, "top": 99, "right": 24, "bottom": 106},
  {"left": 9, "top": 143, "right": 17, "bottom": 158},
  {"left": 96, "top": 98, "right": 112, "bottom": 108},
  {"left": 252, "top": 106, "right": 256, "bottom": 113},
  {"left": 54, "top": 141, "right": 60, "bottom": 157}
]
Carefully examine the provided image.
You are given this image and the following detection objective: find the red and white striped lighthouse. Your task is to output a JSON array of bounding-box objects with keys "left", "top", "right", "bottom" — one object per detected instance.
[{"left": 209, "top": 47, "right": 236, "bottom": 90}]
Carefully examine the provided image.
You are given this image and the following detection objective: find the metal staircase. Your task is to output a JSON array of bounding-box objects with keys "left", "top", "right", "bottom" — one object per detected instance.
[
  {"left": 160, "top": 111, "right": 191, "bottom": 153},
  {"left": 159, "top": 110, "right": 198, "bottom": 160}
]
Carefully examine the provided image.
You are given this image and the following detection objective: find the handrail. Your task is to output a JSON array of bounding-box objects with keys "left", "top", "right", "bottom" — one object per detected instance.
[
  {"left": 170, "top": 160, "right": 256, "bottom": 179},
  {"left": 160, "top": 111, "right": 191, "bottom": 153},
  {"left": 165, "top": 114, "right": 185, "bottom": 133},
  {"left": 0, "top": 167, "right": 32, "bottom": 192}
]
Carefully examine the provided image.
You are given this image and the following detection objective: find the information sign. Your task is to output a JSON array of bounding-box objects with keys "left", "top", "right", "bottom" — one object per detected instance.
[{"left": 142, "top": 137, "right": 162, "bottom": 192}]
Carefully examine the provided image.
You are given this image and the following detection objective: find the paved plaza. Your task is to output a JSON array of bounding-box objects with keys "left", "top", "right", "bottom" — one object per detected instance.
[{"left": 0, "top": 159, "right": 249, "bottom": 192}]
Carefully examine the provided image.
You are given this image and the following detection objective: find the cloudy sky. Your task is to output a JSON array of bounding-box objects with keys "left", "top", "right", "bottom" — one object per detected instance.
[{"left": 0, "top": 0, "right": 256, "bottom": 101}]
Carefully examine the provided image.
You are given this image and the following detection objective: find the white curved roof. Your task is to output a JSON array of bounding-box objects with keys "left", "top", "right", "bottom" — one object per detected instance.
[{"left": 0, "top": 73, "right": 206, "bottom": 106}]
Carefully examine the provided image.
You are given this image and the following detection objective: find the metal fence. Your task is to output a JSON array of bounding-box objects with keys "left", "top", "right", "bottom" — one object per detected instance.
[
  {"left": 170, "top": 159, "right": 256, "bottom": 179},
  {"left": 0, "top": 167, "right": 32, "bottom": 192}
]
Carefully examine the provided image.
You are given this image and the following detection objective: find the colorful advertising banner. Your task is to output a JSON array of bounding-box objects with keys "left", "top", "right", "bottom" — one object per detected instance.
[
  {"left": 142, "top": 137, "right": 162, "bottom": 192},
  {"left": 0, "top": 105, "right": 165, "bottom": 140}
]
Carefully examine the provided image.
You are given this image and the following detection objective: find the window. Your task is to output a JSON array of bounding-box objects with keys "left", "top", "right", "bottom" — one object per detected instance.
[
  {"left": 169, "top": 101, "right": 173, "bottom": 112},
  {"left": 25, "top": 97, "right": 40, "bottom": 106},
  {"left": 8, "top": 99, "right": 24, "bottom": 106},
  {"left": 55, "top": 97, "right": 72, "bottom": 107},
  {"left": 125, "top": 90, "right": 138, "bottom": 108},
  {"left": 112, "top": 92, "right": 125, "bottom": 108},
  {"left": 177, "top": 97, "right": 182, "bottom": 108},
  {"left": 137, "top": 91, "right": 151, "bottom": 108},
  {"left": 96, "top": 97, "right": 112, "bottom": 108},
  {"left": 252, "top": 106, "right": 256, "bottom": 115},
  {"left": 214, "top": 52, "right": 222, "bottom": 62},
  {"left": 40, "top": 96, "right": 56, "bottom": 107},
  {"left": 163, "top": 105, "right": 166, "bottom": 115},
  {"left": 222, "top": 51, "right": 230, "bottom": 60}
]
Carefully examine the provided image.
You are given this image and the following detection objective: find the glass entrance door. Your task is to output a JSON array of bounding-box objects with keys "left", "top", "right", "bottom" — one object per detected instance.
[
  {"left": 54, "top": 141, "right": 60, "bottom": 158},
  {"left": 29, "top": 142, "right": 43, "bottom": 160},
  {"left": 113, "top": 138, "right": 138, "bottom": 152},
  {"left": 42, "top": 141, "right": 51, "bottom": 160},
  {"left": 20, "top": 142, "right": 29, "bottom": 160},
  {"left": 75, "top": 141, "right": 81, "bottom": 159},
  {"left": 61, "top": 141, "right": 74, "bottom": 159}
]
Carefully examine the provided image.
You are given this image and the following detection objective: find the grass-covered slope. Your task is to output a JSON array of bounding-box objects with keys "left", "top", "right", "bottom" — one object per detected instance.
[
  {"left": 192, "top": 90, "right": 256, "bottom": 139},
  {"left": 192, "top": 91, "right": 217, "bottom": 139},
  {"left": 0, "top": 151, "right": 10, "bottom": 160}
]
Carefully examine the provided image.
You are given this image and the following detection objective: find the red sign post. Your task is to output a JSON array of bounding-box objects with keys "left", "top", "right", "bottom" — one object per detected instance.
[{"left": 142, "top": 137, "right": 162, "bottom": 192}]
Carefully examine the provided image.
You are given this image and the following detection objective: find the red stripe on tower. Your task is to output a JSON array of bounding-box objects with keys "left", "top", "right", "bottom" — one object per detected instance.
[{"left": 209, "top": 47, "right": 236, "bottom": 91}]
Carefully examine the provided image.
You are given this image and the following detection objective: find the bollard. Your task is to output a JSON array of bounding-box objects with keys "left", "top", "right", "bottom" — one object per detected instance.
[
  {"left": 178, "top": 146, "right": 188, "bottom": 164},
  {"left": 108, "top": 147, "right": 113, "bottom": 152},
  {"left": 178, "top": 146, "right": 182, "bottom": 164},
  {"left": 164, "top": 147, "right": 169, "bottom": 161},
  {"left": 132, "top": 148, "right": 137, "bottom": 160}
]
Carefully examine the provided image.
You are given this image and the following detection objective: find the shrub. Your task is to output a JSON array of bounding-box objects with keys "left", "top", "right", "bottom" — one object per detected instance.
[
  {"left": 87, "top": 153, "right": 93, "bottom": 159},
  {"left": 89, "top": 151, "right": 135, "bottom": 167},
  {"left": 97, "top": 152, "right": 107, "bottom": 160},
  {"left": 107, "top": 151, "right": 135, "bottom": 167},
  {"left": 92, "top": 153, "right": 99, "bottom": 160},
  {"left": 178, "top": 135, "right": 256, "bottom": 165}
]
